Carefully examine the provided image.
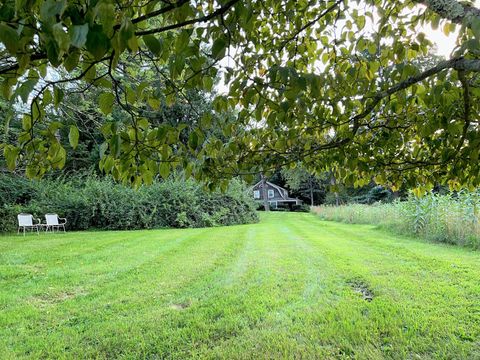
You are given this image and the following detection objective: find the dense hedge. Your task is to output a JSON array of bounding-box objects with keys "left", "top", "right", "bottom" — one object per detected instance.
[{"left": 0, "top": 174, "right": 258, "bottom": 232}]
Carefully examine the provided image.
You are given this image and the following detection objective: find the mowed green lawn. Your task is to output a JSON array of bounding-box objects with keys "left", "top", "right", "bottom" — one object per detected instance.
[{"left": 1, "top": 213, "right": 479, "bottom": 359}]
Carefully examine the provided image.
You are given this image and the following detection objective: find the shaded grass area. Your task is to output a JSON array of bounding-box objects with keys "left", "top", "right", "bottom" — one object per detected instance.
[{"left": 1, "top": 213, "right": 479, "bottom": 359}]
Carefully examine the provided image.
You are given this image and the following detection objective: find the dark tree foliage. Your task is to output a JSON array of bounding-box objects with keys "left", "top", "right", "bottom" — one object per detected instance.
[{"left": 1, "top": 0, "right": 480, "bottom": 192}]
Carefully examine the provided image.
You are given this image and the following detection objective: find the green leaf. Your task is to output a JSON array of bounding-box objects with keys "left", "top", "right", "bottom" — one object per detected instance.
[
  {"left": 69, "top": 125, "right": 79, "bottom": 149},
  {"left": 127, "top": 35, "right": 138, "bottom": 52},
  {"left": 200, "top": 113, "right": 212, "bottom": 128},
  {"left": 357, "top": 16, "right": 366, "bottom": 31},
  {"left": 173, "top": 54, "right": 185, "bottom": 76},
  {"left": 143, "top": 35, "right": 162, "bottom": 56},
  {"left": 280, "top": 101, "right": 290, "bottom": 112},
  {"left": 95, "top": 2, "right": 116, "bottom": 35},
  {"left": 211, "top": 38, "right": 227, "bottom": 59},
  {"left": 4, "top": 145, "right": 19, "bottom": 171},
  {"left": 0, "top": 23, "right": 19, "bottom": 53},
  {"left": 188, "top": 131, "right": 198, "bottom": 150},
  {"left": 69, "top": 24, "right": 89, "bottom": 48},
  {"left": 137, "top": 118, "right": 149, "bottom": 130},
  {"left": 147, "top": 97, "right": 161, "bottom": 110},
  {"left": 40, "top": 0, "right": 66, "bottom": 21},
  {"left": 103, "top": 155, "right": 114, "bottom": 173},
  {"left": 16, "top": 79, "right": 37, "bottom": 103},
  {"left": 175, "top": 30, "right": 190, "bottom": 52},
  {"left": 110, "top": 134, "right": 121, "bottom": 157},
  {"left": 464, "top": 38, "right": 480, "bottom": 53},
  {"left": 43, "top": 89, "right": 52, "bottom": 105},
  {"left": 83, "top": 63, "right": 97, "bottom": 82},
  {"left": 1, "top": 79, "right": 12, "bottom": 100},
  {"left": 98, "top": 92, "right": 115, "bottom": 115},
  {"left": 52, "top": 23, "right": 70, "bottom": 52},
  {"left": 46, "top": 39, "right": 61, "bottom": 66},
  {"left": 126, "top": 86, "right": 136, "bottom": 103},
  {"left": 203, "top": 76, "right": 214, "bottom": 91},
  {"left": 472, "top": 18, "right": 480, "bottom": 40},
  {"left": 159, "top": 162, "right": 170, "bottom": 179},
  {"left": 55, "top": 145, "right": 67, "bottom": 169},
  {"left": 22, "top": 115, "right": 32, "bottom": 131},
  {"left": 120, "top": 17, "right": 135, "bottom": 42},
  {"left": 25, "top": 165, "right": 38, "bottom": 178},
  {"left": 99, "top": 142, "right": 108, "bottom": 158},
  {"left": 64, "top": 50, "right": 80, "bottom": 71},
  {"left": 54, "top": 86, "right": 64, "bottom": 108},
  {"left": 38, "top": 64, "right": 47, "bottom": 77},
  {"left": 0, "top": 2, "right": 15, "bottom": 22},
  {"left": 86, "top": 24, "right": 110, "bottom": 60},
  {"left": 156, "top": 126, "right": 168, "bottom": 142},
  {"left": 142, "top": 170, "right": 154, "bottom": 185},
  {"left": 31, "top": 99, "right": 41, "bottom": 121}
]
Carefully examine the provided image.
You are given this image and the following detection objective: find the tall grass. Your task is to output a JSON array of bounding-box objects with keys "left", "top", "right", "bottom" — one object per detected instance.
[{"left": 312, "top": 191, "right": 480, "bottom": 249}]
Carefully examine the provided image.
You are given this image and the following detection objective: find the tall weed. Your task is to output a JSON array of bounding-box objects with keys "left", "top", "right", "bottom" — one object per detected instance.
[{"left": 312, "top": 192, "right": 480, "bottom": 249}]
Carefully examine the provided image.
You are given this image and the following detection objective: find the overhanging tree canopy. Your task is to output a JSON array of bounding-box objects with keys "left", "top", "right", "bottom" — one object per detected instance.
[{"left": 1, "top": 0, "right": 480, "bottom": 191}]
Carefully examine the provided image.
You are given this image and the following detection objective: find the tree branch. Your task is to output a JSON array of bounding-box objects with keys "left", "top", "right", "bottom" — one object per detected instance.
[
  {"left": 308, "top": 57, "right": 480, "bottom": 153},
  {"left": 135, "top": 0, "right": 240, "bottom": 36},
  {"left": 416, "top": 0, "right": 480, "bottom": 25},
  {"left": 116, "top": 0, "right": 189, "bottom": 28},
  {"left": 354, "top": 57, "right": 480, "bottom": 126},
  {"left": 0, "top": 52, "right": 47, "bottom": 75},
  {"left": 279, "top": 0, "right": 344, "bottom": 51}
]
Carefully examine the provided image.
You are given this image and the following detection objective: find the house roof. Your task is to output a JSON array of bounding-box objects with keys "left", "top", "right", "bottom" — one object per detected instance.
[{"left": 252, "top": 181, "right": 288, "bottom": 199}]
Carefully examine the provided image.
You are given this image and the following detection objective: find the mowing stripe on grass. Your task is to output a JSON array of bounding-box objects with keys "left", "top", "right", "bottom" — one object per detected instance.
[{"left": 0, "top": 213, "right": 479, "bottom": 359}]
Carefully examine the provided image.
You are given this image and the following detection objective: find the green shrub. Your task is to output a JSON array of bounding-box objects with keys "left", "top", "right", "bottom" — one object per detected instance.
[
  {"left": 0, "top": 173, "right": 42, "bottom": 232},
  {"left": 0, "top": 173, "right": 37, "bottom": 205},
  {"left": 0, "top": 174, "right": 258, "bottom": 232},
  {"left": 0, "top": 204, "right": 22, "bottom": 233},
  {"left": 312, "top": 191, "right": 480, "bottom": 249},
  {"left": 292, "top": 204, "right": 310, "bottom": 212}
]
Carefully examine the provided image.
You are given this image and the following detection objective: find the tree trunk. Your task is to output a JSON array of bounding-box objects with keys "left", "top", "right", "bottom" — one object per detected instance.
[
  {"left": 309, "top": 179, "right": 314, "bottom": 206},
  {"left": 261, "top": 174, "right": 269, "bottom": 211},
  {"left": 330, "top": 173, "right": 340, "bottom": 206}
]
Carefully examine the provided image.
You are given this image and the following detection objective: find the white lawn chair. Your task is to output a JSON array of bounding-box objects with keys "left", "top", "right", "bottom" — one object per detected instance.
[
  {"left": 17, "top": 214, "right": 41, "bottom": 236},
  {"left": 45, "top": 214, "right": 67, "bottom": 233}
]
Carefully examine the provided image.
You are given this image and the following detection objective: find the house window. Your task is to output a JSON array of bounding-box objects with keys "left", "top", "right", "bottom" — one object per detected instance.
[
  {"left": 268, "top": 189, "right": 275, "bottom": 198},
  {"left": 253, "top": 190, "right": 260, "bottom": 199}
]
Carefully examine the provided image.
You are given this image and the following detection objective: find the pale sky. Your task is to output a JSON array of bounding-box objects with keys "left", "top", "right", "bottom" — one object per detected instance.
[
  {"left": 427, "top": 23, "right": 458, "bottom": 58},
  {"left": 417, "top": 0, "right": 480, "bottom": 57}
]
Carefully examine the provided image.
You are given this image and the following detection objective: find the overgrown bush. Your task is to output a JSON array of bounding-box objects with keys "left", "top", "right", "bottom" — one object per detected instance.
[
  {"left": 0, "top": 174, "right": 37, "bottom": 205},
  {"left": 292, "top": 204, "right": 310, "bottom": 212},
  {"left": 0, "top": 174, "right": 258, "bottom": 232},
  {"left": 312, "top": 191, "right": 480, "bottom": 249}
]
